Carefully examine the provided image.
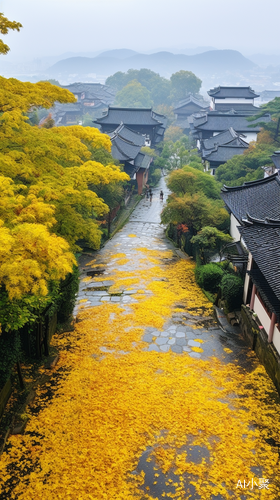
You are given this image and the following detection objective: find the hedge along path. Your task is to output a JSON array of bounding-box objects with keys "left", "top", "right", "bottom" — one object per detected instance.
[{"left": 0, "top": 246, "right": 280, "bottom": 500}]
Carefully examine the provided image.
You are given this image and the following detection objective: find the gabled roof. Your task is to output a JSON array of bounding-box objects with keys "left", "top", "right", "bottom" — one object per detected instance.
[
  {"left": 109, "top": 123, "right": 152, "bottom": 177},
  {"left": 201, "top": 127, "right": 240, "bottom": 150},
  {"left": 208, "top": 86, "right": 259, "bottom": 99},
  {"left": 202, "top": 143, "right": 249, "bottom": 164},
  {"left": 221, "top": 174, "right": 280, "bottom": 224},
  {"left": 110, "top": 123, "right": 146, "bottom": 147},
  {"left": 174, "top": 94, "right": 209, "bottom": 112},
  {"left": 134, "top": 152, "right": 151, "bottom": 170},
  {"left": 95, "top": 107, "right": 165, "bottom": 126},
  {"left": 111, "top": 136, "right": 141, "bottom": 162},
  {"left": 238, "top": 216, "right": 280, "bottom": 319},
  {"left": 193, "top": 111, "right": 270, "bottom": 133}
]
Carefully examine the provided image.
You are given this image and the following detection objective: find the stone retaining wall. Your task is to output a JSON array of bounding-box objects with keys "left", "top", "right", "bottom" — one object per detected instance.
[{"left": 241, "top": 305, "right": 280, "bottom": 394}]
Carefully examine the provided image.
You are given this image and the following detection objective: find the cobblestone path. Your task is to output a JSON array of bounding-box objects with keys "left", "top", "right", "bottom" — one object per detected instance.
[{"left": 1, "top": 177, "right": 279, "bottom": 500}]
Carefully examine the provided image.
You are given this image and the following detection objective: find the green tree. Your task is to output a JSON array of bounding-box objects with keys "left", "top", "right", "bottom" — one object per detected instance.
[
  {"left": 107, "top": 69, "right": 171, "bottom": 106},
  {"left": 191, "top": 226, "right": 232, "bottom": 263},
  {"left": 106, "top": 71, "right": 129, "bottom": 91},
  {"left": 164, "top": 125, "right": 184, "bottom": 142},
  {"left": 161, "top": 192, "right": 229, "bottom": 233},
  {"left": 215, "top": 142, "right": 275, "bottom": 186},
  {"left": 251, "top": 97, "right": 280, "bottom": 141},
  {"left": 170, "top": 70, "right": 202, "bottom": 102},
  {"left": 167, "top": 167, "right": 221, "bottom": 199},
  {"left": 114, "top": 80, "right": 153, "bottom": 108},
  {"left": 0, "top": 12, "right": 22, "bottom": 55},
  {"left": 154, "top": 104, "right": 175, "bottom": 126},
  {"left": 39, "top": 79, "right": 61, "bottom": 86}
]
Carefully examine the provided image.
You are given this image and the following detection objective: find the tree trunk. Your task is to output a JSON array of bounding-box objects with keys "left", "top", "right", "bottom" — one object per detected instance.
[
  {"left": 36, "top": 320, "right": 42, "bottom": 359},
  {"left": 43, "top": 316, "right": 49, "bottom": 357},
  {"left": 16, "top": 361, "right": 25, "bottom": 390}
]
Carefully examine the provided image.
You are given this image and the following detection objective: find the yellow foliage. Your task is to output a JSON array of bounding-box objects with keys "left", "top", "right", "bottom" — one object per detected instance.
[
  {"left": 1, "top": 246, "right": 279, "bottom": 499},
  {"left": 0, "top": 75, "right": 129, "bottom": 306},
  {"left": 0, "top": 222, "right": 75, "bottom": 299}
]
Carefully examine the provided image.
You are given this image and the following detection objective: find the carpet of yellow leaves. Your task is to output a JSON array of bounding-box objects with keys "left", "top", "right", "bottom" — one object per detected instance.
[{"left": 0, "top": 248, "right": 279, "bottom": 499}]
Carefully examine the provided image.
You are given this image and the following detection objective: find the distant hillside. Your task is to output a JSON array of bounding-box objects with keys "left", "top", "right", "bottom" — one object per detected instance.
[
  {"left": 47, "top": 50, "right": 257, "bottom": 80},
  {"left": 98, "top": 49, "right": 139, "bottom": 59}
]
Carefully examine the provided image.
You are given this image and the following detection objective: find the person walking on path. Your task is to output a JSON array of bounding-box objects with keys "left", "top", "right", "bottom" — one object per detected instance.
[
  {"left": 149, "top": 191, "right": 153, "bottom": 203},
  {"left": 160, "top": 190, "right": 164, "bottom": 201}
]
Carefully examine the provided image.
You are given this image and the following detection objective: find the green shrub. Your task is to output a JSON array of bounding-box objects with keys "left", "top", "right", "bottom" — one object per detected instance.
[
  {"left": 216, "top": 260, "right": 235, "bottom": 273},
  {"left": 57, "top": 266, "right": 79, "bottom": 324},
  {"left": 195, "top": 263, "right": 224, "bottom": 292},
  {"left": 220, "top": 274, "right": 243, "bottom": 311}
]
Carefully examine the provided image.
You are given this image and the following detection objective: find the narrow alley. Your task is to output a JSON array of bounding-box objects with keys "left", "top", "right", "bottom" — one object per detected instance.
[{"left": 1, "top": 177, "right": 279, "bottom": 500}]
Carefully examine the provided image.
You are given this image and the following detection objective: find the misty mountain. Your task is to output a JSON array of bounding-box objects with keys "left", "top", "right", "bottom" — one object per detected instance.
[
  {"left": 98, "top": 49, "right": 139, "bottom": 59},
  {"left": 47, "top": 49, "right": 257, "bottom": 80},
  {"left": 177, "top": 46, "right": 217, "bottom": 55}
]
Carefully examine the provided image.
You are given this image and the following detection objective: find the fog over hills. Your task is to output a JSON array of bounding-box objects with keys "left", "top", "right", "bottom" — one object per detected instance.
[{"left": 47, "top": 49, "right": 256, "bottom": 80}]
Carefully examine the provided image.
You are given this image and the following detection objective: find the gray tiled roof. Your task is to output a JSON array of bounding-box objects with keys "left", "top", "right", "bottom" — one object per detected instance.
[
  {"left": 221, "top": 174, "right": 280, "bottom": 224},
  {"left": 208, "top": 86, "right": 259, "bottom": 99},
  {"left": 134, "top": 152, "right": 151, "bottom": 170},
  {"left": 238, "top": 216, "right": 280, "bottom": 319},
  {"left": 61, "top": 83, "right": 115, "bottom": 104},
  {"left": 95, "top": 107, "right": 164, "bottom": 126},
  {"left": 174, "top": 94, "right": 209, "bottom": 112},
  {"left": 202, "top": 143, "right": 248, "bottom": 164},
  {"left": 201, "top": 128, "right": 239, "bottom": 150},
  {"left": 152, "top": 111, "right": 168, "bottom": 128},
  {"left": 193, "top": 111, "right": 270, "bottom": 133},
  {"left": 110, "top": 123, "right": 145, "bottom": 147},
  {"left": 110, "top": 135, "right": 142, "bottom": 162}
]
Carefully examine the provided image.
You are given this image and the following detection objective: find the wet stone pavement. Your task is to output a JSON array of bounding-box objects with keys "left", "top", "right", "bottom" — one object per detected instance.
[
  {"left": 75, "top": 178, "right": 252, "bottom": 369},
  {"left": 72, "top": 176, "right": 279, "bottom": 500}
]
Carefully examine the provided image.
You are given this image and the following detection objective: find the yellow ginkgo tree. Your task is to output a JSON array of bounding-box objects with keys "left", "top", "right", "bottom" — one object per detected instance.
[{"left": 0, "top": 13, "right": 129, "bottom": 382}]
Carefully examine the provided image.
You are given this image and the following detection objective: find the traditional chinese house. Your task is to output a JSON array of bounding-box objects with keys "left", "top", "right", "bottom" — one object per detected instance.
[
  {"left": 109, "top": 123, "right": 152, "bottom": 194},
  {"left": 94, "top": 107, "right": 167, "bottom": 146},
  {"left": 192, "top": 111, "right": 270, "bottom": 144},
  {"left": 208, "top": 86, "right": 260, "bottom": 113},
  {"left": 220, "top": 173, "right": 280, "bottom": 392},
  {"left": 51, "top": 83, "right": 116, "bottom": 126},
  {"left": 221, "top": 173, "right": 280, "bottom": 242},
  {"left": 61, "top": 82, "right": 116, "bottom": 112},
  {"left": 200, "top": 127, "right": 249, "bottom": 173},
  {"left": 239, "top": 216, "right": 280, "bottom": 349},
  {"left": 51, "top": 103, "right": 83, "bottom": 126},
  {"left": 173, "top": 94, "right": 209, "bottom": 131}
]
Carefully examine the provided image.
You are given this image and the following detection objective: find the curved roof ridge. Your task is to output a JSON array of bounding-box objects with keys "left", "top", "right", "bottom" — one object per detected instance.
[
  {"left": 112, "top": 138, "right": 132, "bottom": 160},
  {"left": 244, "top": 213, "right": 280, "bottom": 227},
  {"left": 222, "top": 173, "right": 278, "bottom": 192}
]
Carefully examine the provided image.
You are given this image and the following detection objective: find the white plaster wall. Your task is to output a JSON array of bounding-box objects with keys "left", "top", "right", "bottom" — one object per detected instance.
[
  {"left": 273, "top": 325, "right": 280, "bottom": 355},
  {"left": 254, "top": 296, "right": 271, "bottom": 333},
  {"left": 215, "top": 98, "right": 254, "bottom": 104},
  {"left": 243, "top": 253, "right": 252, "bottom": 303},
  {"left": 240, "top": 132, "right": 257, "bottom": 143},
  {"left": 230, "top": 214, "right": 240, "bottom": 241}
]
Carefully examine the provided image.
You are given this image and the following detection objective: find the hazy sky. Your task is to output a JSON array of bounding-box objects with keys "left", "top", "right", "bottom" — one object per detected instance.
[{"left": 1, "top": 0, "right": 279, "bottom": 60}]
